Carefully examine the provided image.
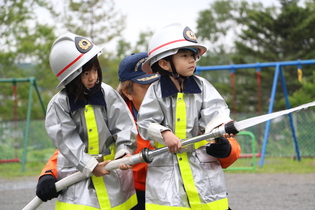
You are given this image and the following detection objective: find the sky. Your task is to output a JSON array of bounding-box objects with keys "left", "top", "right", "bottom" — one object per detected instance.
[{"left": 112, "top": 0, "right": 282, "bottom": 48}]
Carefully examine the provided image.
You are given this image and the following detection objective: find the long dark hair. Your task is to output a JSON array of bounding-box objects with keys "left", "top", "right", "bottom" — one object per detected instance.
[{"left": 65, "top": 55, "right": 102, "bottom": 103}]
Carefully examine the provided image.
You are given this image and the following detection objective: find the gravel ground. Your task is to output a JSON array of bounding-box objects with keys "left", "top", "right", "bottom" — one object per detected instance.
[{"left": 1, "top": 173, "right": 314, "bottom": 210}]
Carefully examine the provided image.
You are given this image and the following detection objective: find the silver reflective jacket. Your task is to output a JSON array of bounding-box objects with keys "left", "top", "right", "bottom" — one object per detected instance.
[
  {"left": 45, "top": 83, "right": 137, "bottom": 209},
  {"left": 137, "top": 75, "right": 231, "bottom": 208}
]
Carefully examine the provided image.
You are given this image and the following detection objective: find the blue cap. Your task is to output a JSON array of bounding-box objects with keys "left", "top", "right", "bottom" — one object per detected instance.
[{"left": 118, "top": 52, "right": 160, "bottom": 84}]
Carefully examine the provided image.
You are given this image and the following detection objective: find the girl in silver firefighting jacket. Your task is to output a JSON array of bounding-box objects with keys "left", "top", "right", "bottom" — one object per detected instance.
[
  {"left": 44, "top": 32, "right": 137, "bottom": 209},
  {"left": 137, "top": 23, "right": 235, "bottom": 210}
]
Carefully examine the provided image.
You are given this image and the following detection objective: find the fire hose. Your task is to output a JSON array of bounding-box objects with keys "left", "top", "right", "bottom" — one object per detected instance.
[{"left": 22, "top": 101, "right": 315, "bottom": 210}]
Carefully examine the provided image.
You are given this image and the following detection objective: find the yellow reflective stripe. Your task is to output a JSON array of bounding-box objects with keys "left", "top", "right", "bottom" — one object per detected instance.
[
  {"left": 175, "top": 93, "right": 201, "bottom": 209},
  {"left": 110, "top": 193, "right": 137, "bottom": 210},
  {"left": 146, "top": 202, "right": 190, "bottom": 210},
  {"left": 194, "top": 139, "right": 209, "bottom": 149},
  {"left": 151, "top": 94, "right": 229, "bottom": 209},
  {"left": 146, "top": 198, "right": 228, "bottom": 210},
  {"left": 175, "top": 93, "right": 186, "bottom": 139},
  {"left": 154, "top": 141, "right": 164, "bottom": 148},
  {"left": 85, "top": 105, "right": 110, "bottom": 209},
  {"left": 56, "top": 194, "right": 138, "bottom": 210},
  {"left": 92, "top": 176, "right": 110, "bottom": 209},
  {"left": 56, "top": 201, "right": 99, "bottom": 210},
  {"left": 176, "top": 153, "right": 201, "bottom": 208},
  {"left": 85, "top": 105, "right": 99, "bottom": 155},
  {"left": 153, "top": 93, "right": 207, "bottom": 149},
  {"left": 175, "top": 93, "right": 208, "bottom": 149},
  {"left": 204, "top": 197, "right": 229, "bottom": 210},
  {"left": 103, "top": 144, "right": 115, "bottom": 161}
]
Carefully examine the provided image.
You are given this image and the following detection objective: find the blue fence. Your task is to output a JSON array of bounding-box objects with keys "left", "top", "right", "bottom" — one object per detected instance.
[{"left": 196, "top": 59, "right": 315, "bottom": 166}]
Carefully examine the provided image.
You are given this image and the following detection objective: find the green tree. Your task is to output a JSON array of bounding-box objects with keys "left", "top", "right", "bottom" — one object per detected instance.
[
  {"left": 114, "top": 30, "right": 153, "bottom": 59},
  {"left": 110, "top": 30, "right": 154, "bottom": 88},
  {"left": 289, "top": 71, "right": 315, "bottom": 106},
  {"left": 234, "top": 0, "right": 315, "bottom": 110},
  {"left": 45, "top": 0, "right": 127, "bottom": 88},
  {"left": 196, "top": 0, "right": 315, "bottom": 113},
  {"left": 0, "top": 0, "right": 129, "bottom": 120},
  {"left": 0, "top": 0, "right": 55, "bottom": 120},
  {"left": 133, "top": 30, "right": 154, "bottom": 53},
  {"left": 47, "top": 0, "right": 125, "bottom": 45}
]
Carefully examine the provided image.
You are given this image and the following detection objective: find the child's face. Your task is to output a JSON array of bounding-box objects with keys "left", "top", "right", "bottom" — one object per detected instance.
[
  {"left": 81, "top": 67, "right": 98, "bottom": 89},
  {"left": 172, "top": 49, "right": 197, "bottom": 77}
]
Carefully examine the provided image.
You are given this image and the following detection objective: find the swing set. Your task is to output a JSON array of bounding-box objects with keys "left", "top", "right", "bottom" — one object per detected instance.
[
  {"left": 229, "top": 66, "right": 262, "bottom": 119},
  {"left": 0, "top": 77, "right": 46, "bottom": 171},
  {"left": 196, "top": 59, "right": 315, "bottom": 167}
]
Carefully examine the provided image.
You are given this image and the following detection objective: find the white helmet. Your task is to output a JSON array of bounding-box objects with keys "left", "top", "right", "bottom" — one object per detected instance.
[
  {"left": 142, "top": 23, "right": 207, "bottom": 73},
  {"left": 49, "top": 32, "right": 104, "bottom": 89}
]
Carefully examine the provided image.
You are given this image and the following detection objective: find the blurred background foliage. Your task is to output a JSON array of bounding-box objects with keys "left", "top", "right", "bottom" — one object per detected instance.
[{"left": 1, "top": 0, "right": 315, "bottom": 121}]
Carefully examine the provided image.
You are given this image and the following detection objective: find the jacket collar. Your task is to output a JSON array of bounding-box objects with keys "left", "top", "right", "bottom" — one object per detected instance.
[
  {"left": 160, "top": 75, "right": 201, "bottom": 98},
  {"left": 69, "top": 87, "right": 106, "bottom": 112}
]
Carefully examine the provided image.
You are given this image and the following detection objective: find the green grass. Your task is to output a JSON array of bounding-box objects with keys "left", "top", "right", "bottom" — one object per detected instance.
[
  {"left": 0, "top": 161, "right": 47, "bottom": 179},
  {"left": 224, "top": 156, "right": 315, "bottom": 174},
  {"left": 0, "top": 157, "right": 315, "bottom": 180}
]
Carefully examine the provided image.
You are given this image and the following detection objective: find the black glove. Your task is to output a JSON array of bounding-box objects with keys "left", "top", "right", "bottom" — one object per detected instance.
[
  {"left": 206, "top": 137, "right": 231, "bottom": 159},
  {"left": 36, "top": 175, "right": 60, "bottom": 202}
]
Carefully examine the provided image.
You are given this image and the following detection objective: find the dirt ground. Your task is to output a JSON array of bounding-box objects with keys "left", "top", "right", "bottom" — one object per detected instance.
[{"left": 1, "top": 173, "right": 314, "bottom": 210}]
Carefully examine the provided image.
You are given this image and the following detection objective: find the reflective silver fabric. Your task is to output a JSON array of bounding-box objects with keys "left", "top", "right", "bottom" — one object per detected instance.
[
  {"left": 45, "top": 83, "right": 137, "bottom": 208},
  {"left": 137, "top": 76, "right": 230, "bottom": 207}
]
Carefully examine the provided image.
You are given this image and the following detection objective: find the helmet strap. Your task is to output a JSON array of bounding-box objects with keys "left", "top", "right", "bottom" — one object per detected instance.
[
  {"left": 170, "top": 61, "right": 184, "bottom": 92},
  {"left": 155, "top": 59, "right": 188, "bottom": 93}
]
